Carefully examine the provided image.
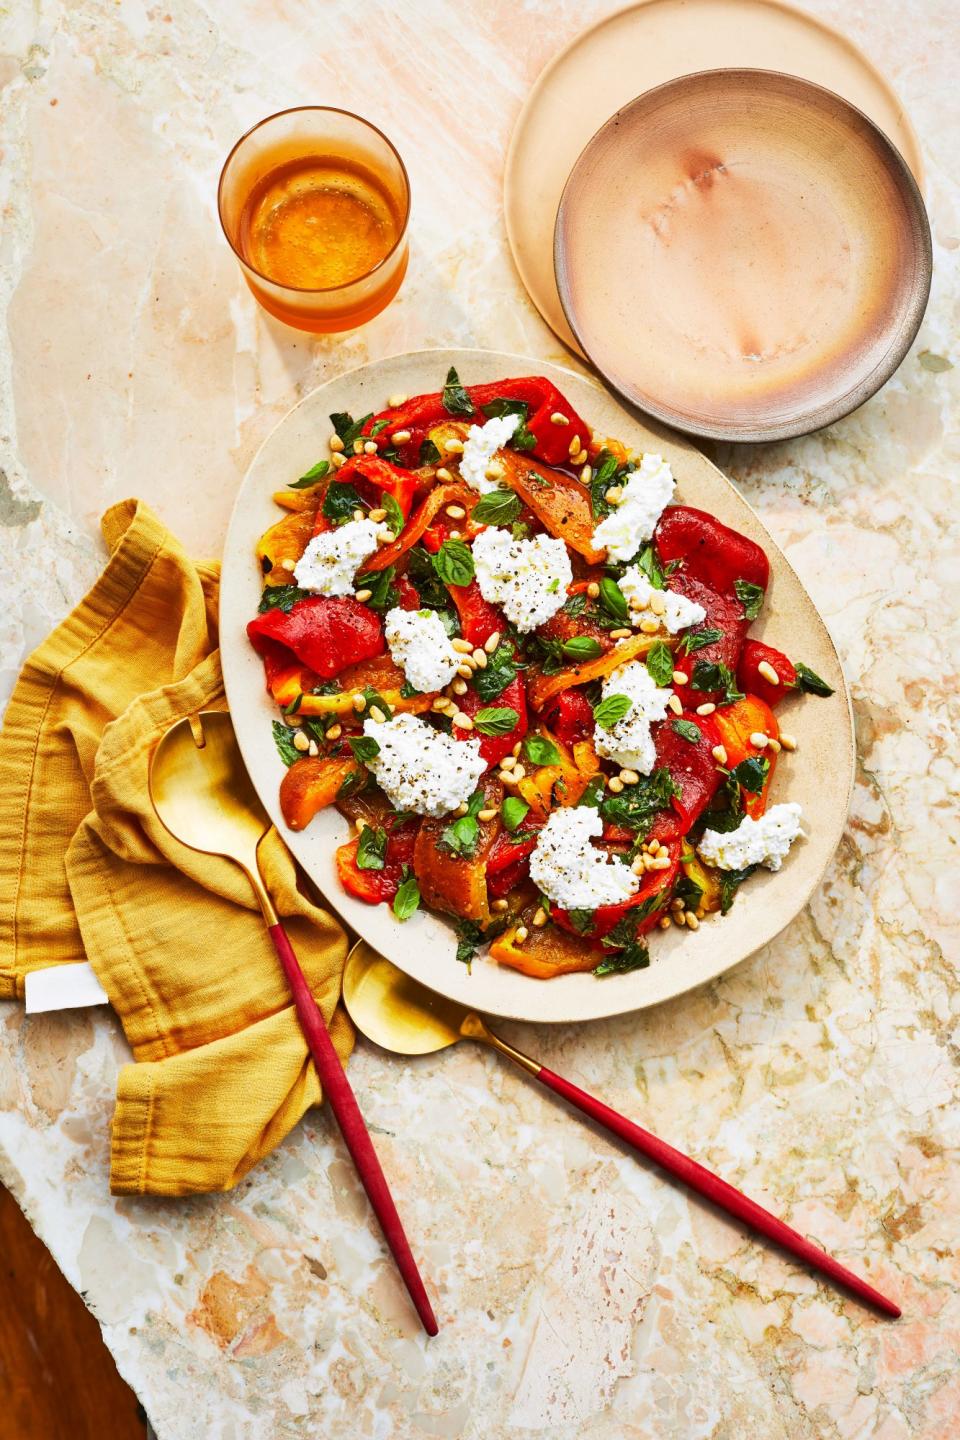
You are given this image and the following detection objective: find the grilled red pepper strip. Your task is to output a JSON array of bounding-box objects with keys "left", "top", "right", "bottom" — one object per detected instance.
[
  {"left": 335, "top": 823, "right": 418, "bottom": 906},
  {"left": 553, "top": 834, "right": 682, "bottom": 941},
  {"left": 737, "top": 639, "right": 796, "bottom": 707},
  {"left": 544, "top": 689, "right": 595, "bottom": 747},
  {"left": 485, "top": 824, "right": 543, "bottom": 898},
  {"left": 361, "top": 376, "right": 588, "bottom": 469},
  {"left": 247, "top": 596, "right": 384, "bottom": 679},
  {"left": 655, "top": 505, "right": 769, "bottom": 596},
  {"left": 668, "top": 573, "right": 748, "bottom": 701},
  {"left": 653, "top": 710, "right": 722, "bottom": 832},
  {"left": 453, "top": 673, "right": 528, "bottom": 768},
  {"left": 449, "top": 580, "right": 502, "bottom": 646},
  {"left": 326, "top": 455, "right": 417, "bottom": 520}
]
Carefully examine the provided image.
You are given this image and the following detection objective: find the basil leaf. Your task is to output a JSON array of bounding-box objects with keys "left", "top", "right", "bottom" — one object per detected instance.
[
  {"left": 433, "top": 538, "right": 475, "bottom": 587},
  {"left": 381, "top": 492, "right": 405, "bottom": 537},
  {"left": 561, "top": 636, "right": 602, "bottom": 662},
  {"left": 599, "top": 766, "right": 679, "bottom": 832},
  {"left": 679, "top": 627, "right": 722, "bottom": 655},
  {"left": 441, "top": 366, "right": 474, "bottom": 417},
  {"left": 392, "top": 874, "right": 421, "bottom": 922},
  {"left": 501, "top": 796, "right": 530, "bottom": 832},
  {"left": 473, "top": 706, "right": 520, "bottom": 736},
  {"left": 354, "top": 565, "right": 396, "bottom": 611},
  {"left": 593, "top": 693, "right": 631, "bottom": 730},
  {"left": 323, "top": 481, "right": 365, "bottom": 526},
  {"left": 637, "top": 544, "right": 666, "bottom": 590},
  {"left": 369, "top": 417, "right": 390, "bottom": 438},
  {"left": 473, "top": 640, "right": 518, "bottom": 702},
  {"left": 672, "top": 719, "right": 702, "bottom": 743},
  {"left": 720, "top": 864, "right": 758, "bottom": 914},
  {"left": 471, "top": 487, "right": 522, "bottom": 527},
  {"left": 419, "top": 437, "right": 441, "bottom": 466},
  {"left": 362, "top": 688, "right": 393, "bottom": 720},
  {"left": 646, "top": 641, "right": 675, "bottom": 687},
  {"left": 594, "top": 942, "right": 650, "bottom": 976},
  {"left": 566, "top": 908, "right": 595, "bottom": 936},
  {"left": 730, "top": 756, "right": 770, "bottom": 793},
  {"left": 330, "top": 411, "right": 373, "bottom": 451},
  {"left": 440, "top": 814, "right": 480, "bottom": 858},
  {"left": 272, "top": 720, "right": 300, "bottom": 767},
  {"left": 289, "top": 459, "right": 330, "bottom": 489},
  {"left": 349, "top": 735, "right": 380, "bottom": 764},
  {"left": 690, "top": 660, "right": 744, "bottom": 705},
  {"left": 258, "top": 584, "right": 308, "bottom": 614},
  {"left": 734, "top": 579, "right": 765, "bottom": 620},
  {"left": 455, "top": 918, "right": 484, "bottom": 965},
  {"left": 792, "top": 661, "right": 834, "bottom": 697},
  {"left": 356, "top": 824, "right": 387, "bottom": 871},
  {"left": 598, "top": 577, "right": 628, "bottom": 623},
  {"left": 523, "top": 734, "right": 561, "bottom": 767}
]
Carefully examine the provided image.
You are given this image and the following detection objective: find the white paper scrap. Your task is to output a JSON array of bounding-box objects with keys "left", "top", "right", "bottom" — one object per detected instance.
[{"left": 25, "top": 963, "right": 109, "bottom": 1014}]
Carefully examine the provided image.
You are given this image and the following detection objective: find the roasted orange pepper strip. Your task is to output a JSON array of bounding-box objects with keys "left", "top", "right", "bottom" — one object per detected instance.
[
  {"left": 713, "top": 694, "right": 779, "bottom": 817},
  {"left": 362, "top": 482, "right": 474, "bottom": 572},
  {"left": 527, "top": 633, "right": 663, "bottom": 712}
]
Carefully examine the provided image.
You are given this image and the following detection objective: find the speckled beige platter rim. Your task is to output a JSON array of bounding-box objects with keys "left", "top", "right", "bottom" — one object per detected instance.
[{"left": 220, "top": 350, "right": 855, "bottom": 1024}]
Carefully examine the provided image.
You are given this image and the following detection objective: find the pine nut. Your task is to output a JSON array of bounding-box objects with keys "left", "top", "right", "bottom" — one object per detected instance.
[
  {"left": 431, "top": 697, "right": 449, "bottom": 712},
  {"left": 608, "top": 776, "right": 624, "bottom": 794},
  {"left": 631, "top": 857, "right": 646, "bottom": 875},
  {"left": 580, "top": 464, "right": 592, "bottom": 484},
  {"left": 387, "top": 392, "right": 407, "bottom": 408},
  {"left": 368, "top": 705, "right": 386, "bottom": 724},
  {"left": 749, "top": 731, "right": 769, "bottom": 749},
  {"left": 330, "top": 452, "right": 346, "bottom": 469},
  {"left": 444, "top": 438, "right": 464, "bottom": 454},
  {"left": 484, "top": 630, "right": 501, "bottom": 653},
  {"left": 478, "top": 808, "right": 497, "bottom": 823},
  {"left": 455, "top": 801, "right": 469, "bottom": 817},
  {"left": 363, "top": 440, "right": 378, "bottom": 454},
  {"left": 672, "top": 670, "right": 688, "bottom": 685},
  {"left": 449, "top": 530, "right": 462, "bottom": 541},
  {"left": 767, "top": 738, "right": 782, "bottom": 753},
  {"left": 453, "top": 712, "right": 474, "bottom": 730},
  {"left": 658, "top": 915, "right": 672, "bottom": 930},
  {"left": 668, "top": 694, "right": 683, "bottom": 716},
  {"left": 352, "top": 693, "right": 366, "bottom": 712},
  {"left": 696, "top": 702, "right": 716, "bottom": 716},
  {"left": 649, "top": 855, "right": 672, "bottom": 870},
  {"left": 329, "top": 434, "right": 345, "bottom": 452},
  {"left": 512, "top": 741, "right": 522, "bottom": 757},
  {"left": 293, "top": 730, "right": 309, "bottom": 752},
  {"left": 452, "top": 638, "right": 473, "bottom": 653},
  {"left": 352, "top": 508, "right": 365, "bottom": 522},
  {"left": 391, "top": 429, "right": 412, "bottom": 445},
  {"left": 640, "top": 618, "right": 660, "bottom": 635},
  {"left": 511, "top": 764, "right": 526, "bottom": 781},
  {"left": 367, "top": 507, "right": 387, "bottom": 522},
  {"left": 445, "top": 504, "right": 466, "bottom": 519},
  {"left": 484, "top": 462, "right": 504, "bottom": 481},
  {"left": 492, "top": 898, "right": 509, "bottom": 912},
  {"left": 610, "top": 627, "right": 632, "bottom": 640},
  {"left": 650, "top": 592, "right": 667, "bottom": 615},
  {"left": 630, "top": 594, "right": 649, "bottom": 611},
  {"left": 619, "top": 768, "right": 640, "bottom": 785},
  {"left": 452, "top": 679, "right": 468, "bottom": 695},
  {"left": 587, "top": 582, "right": 600, "bottom": 599},
  {"left": 758, "top": 660, "right": 780, "bottom": 685},
  {"left": 711, "top": 744, "right": 727, "bottom": 765},
  {"left": 500, "top": 754, "right": 516, "bottom": 770},
  {"left": 456, "top": 662, "right": 474, "bottom": 679},
  {"left": 354, "top": 588, "right": 372, "bottom": 602},
  {"left": 605, "top": 486, "right": 623, "bottom": 504},
  {"left": 572, "top": 449, "right": 588, "bottom": 466},
  {"left": 532, "top": 907, "right": 548, "bottom": 927},
  {"left": 550, "top": 412, "right": 569, "bottom": 426},
  {"left": 514, "top": 926, "right": 529, "bottom": 943},
  {"left": 500, "top": 770, "right": 519, "bottom": 788},
  {"left": 672, "top": 911, "right": 686, "bottom": 927},
  {"left": 472, "top": 648, "right": 487, "bottom": 668},
  {"left": 307, "top": 740, "right": 319, "bottom": 757},
  {"left": 326, "top": 723, "right": 342, "bottom": 741},
  {"left": 670, "top": 897, "right": 685, "bottom": 912},
  {"left": 685, "top": 911, "right": 700, "bottom": 930},
  {"left": 780, "top": 732, "right": 798, "bottom": 751},
  {"left": 568, "top": 434, "right": 581, "bottom": 456},
  {"left": 435, "top": 467, "right": 453, "bottom": 482},
  {"left": 352, "top": 440, "right": 364, "bottom": 455},
  {"left": 281, "top": 557, "right": 296, "bottom": 572}
]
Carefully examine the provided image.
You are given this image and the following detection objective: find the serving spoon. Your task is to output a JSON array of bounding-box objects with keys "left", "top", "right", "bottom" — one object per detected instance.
[
  {"left": 343, "top": 940, "right": 901, "bottom": 1319},
  {"left": 149, "top": 711, "right": 438, "bottom": 1336}
]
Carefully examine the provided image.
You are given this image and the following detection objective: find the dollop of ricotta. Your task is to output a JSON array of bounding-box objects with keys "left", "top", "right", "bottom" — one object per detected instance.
[
  {"left": 293, "top": 518, "right": 387, "bottom": 597},
  {"left": 384, "top": 607, "right": 461, "bottom": 693},
  {"left": 362, "top": 713, "right": 485, "bottom": 818},
  {"left": 472, "top": 527, "right": 572, "bottom": 632},
  {"left": 592, "top": 453, "right": 675, "bottom": 563},
  {"left": 593, "top": 660, "right": 672, "bottom": 772},
  {"left": 530, "top": 806, "right": 640, "bottom": 911},
  {"left": 459, "top": 412, "right": 521, "bottom": 494},
  {"left": 617, "top": 568, "right": 706, "bottom": 635},
  {"left": 698, "top": 803, "right": 804, "bottom": 872}
]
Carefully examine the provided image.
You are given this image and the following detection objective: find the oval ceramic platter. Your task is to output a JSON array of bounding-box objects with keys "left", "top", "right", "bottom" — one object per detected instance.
[{"left": 220, "top": 350, "right": 854, "bottom": 1025}]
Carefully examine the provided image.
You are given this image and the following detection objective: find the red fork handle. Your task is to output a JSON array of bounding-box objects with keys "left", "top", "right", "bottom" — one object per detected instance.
[
  {"left": 268, "top": 923, "right": 438, "bottom": 1336},
  {"left": 535, "top": 1065, "right": 900, "bottom": 1319}
]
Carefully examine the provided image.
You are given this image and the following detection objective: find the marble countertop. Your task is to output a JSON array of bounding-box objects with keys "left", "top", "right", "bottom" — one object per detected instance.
[{"left": 1, "top": 1, "right": 958, "bottom": 1436}]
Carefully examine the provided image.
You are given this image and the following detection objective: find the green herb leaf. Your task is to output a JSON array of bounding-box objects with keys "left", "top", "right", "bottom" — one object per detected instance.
[
  {"left": 356, "top": 824, "right": 387, "bottom": 871},
  {"left": 381, "top": 492, "right": 405, "bottom": 537},
  {"left": 501, "top": 796, "right": 530, "bottom": 832},
  {"left": 272, "top": 720, "right": 300, "bottom": 767},
  {"left": 258, "top": 584, "right": 309, "bottom": 614},
  {"left": 369, "top": 417, "right": 390, "bottom": 438},
  {"left": 566, "top": 908, "right": 595, "bottom": 936},
  {"left": 433, "top": 538, "right": 475, "bottom": 588},
  {"left": 589, "top": 450, "right": 621, "bottom": 519},
  {"left": 471, "top": 487, "right": 522, "bottom": 527},
  {"left": 600, "top": 766, "right": 679, "bottom": 832},
  {"left": 441, "top": 366, "right": 474, "bottom": 418},
  {"left": 362, "top": 688, "right": 393, "bottom": 720},
  {"left": 479, "top": 397, "right": 536, "bottom": 450},
  {"left": 792, "top": 661, "right": 834, "bottom": 697},
  {"left": 690, "top": 660, "right": 744, "bottom": 705},
  {"left": 674, "top": 868, "right": 704, "bottom": 911},
  {"left": 348, "top": 735, "right": 380, "bottom": 764},
  {"left": 672, "top": 718, "right": 702, "bottom": 743},
  {"left": 679, "top": 627, "right": 722, "bottom": 656},
  {"left": 729, "top": 756, "right": 770, "bottom": 794},
  {"left": 646, "top": 641, "right": 675, "bottom": 687},
  {"left": 593, "top": 693, "right": 631, "bottom": 730},
  {"left": 561, "top": 636, "right": 603, "bottom": 663},
  {"left": 418, "top": 437, "right": 441, "bottom": 466},
  {"left": 283, "top": 693, "right": 302, "bottom": 716},
  {"left": 354, "top": 564, "right": 396, "bottom": 611},
  {"left": 406, "top": 543, "right": 460, "bottom": 630},
  {"left": 577, "top": 775, "right": 606, "bottom": 809},
  {"left": 473, "top": 640, "right": 518, "bottom": 702},
  {"left": 330, "top": 411, "right": 373, "bottom": 451},
  {"left": 734, "top": 579, "right": 765, "bottom": 620},
  {"left": 594, "top": 942, "right": 650, "bottom": 976},
  {"left": 598, "top": 577, "right": 628, "bottom": 623},
  {"left": 523, "top": 734, "right": 561, "bottom": 767},
  {"left": 637, "top": 544, "right": 666, "bottom": 590},
  {"left": 323, "top": 481, "right": 365, "bottom": 526},
  {"left": 440, "top": 814, "right": 480, "bottom": 858},
  {"left": 289, "top": 459, "right": 330, "bottom": 489},
  {"left": 473, "top": 706, "right": 520, "bottom": 736},
  {"left": 392, "top": 874, "right": 421, "bottom": 922},
  {"left": 719, "top": 864, "right": 758, "bottom": 914},
  {"left": 455, "top": 918, "right": 484, "bottom": 966}
]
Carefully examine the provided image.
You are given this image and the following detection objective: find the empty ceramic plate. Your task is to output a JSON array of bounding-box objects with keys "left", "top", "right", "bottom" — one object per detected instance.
[{"left": 554, "top": 69, "right": 931, "bottom": 442}]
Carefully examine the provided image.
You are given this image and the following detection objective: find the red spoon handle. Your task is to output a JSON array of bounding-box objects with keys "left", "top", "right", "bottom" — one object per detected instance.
[
  {"left": 268, "top": 923, "right": 438, "bottom": 1336},
  {"left": 535, "top": 1065, "right": 900, "bottom": 1319}
]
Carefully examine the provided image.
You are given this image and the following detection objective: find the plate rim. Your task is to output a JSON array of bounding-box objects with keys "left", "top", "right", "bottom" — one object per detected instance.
[{"left": 221, "top": 346, "right": 856, "bottom": 1024}]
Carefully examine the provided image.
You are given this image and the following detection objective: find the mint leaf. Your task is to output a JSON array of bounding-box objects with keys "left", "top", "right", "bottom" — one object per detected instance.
[
  {"left": 523, "top": 734, "right": 561, "bottom": 767},
  {"left": 501, "top": 796, "right": 530, "bottom": 832},
  {"left": 323, "top": 481, "right": 365, "bottom": 526},
  {"left": 593, "top": 693, "right": 631, "bottom": 730},
  {"left": 561, "top": 636, "right": 602, "bottom": 662},
  {"left": 646, "top": 641, "right": 675, "bottom": 687},
  {"left": 272, "top": 720, "right": 300, "bottom": 767},
  {"left": 392, "top": 874, "right": 420, "bottom": 922},
  {"left": 349, "top": 735, "right": 380, "bottom": 764},
  {"left": 381, "top": 492, "right": 405, "bottom": 537},
  {"left": 356, "top": 824, "right": 387, "bottom": 871},
  {"left": 678, "top": 627, "right": 722, "bottom": 655},
  {"left": 672, "top": 719, "right": 702, "bottom": 743},
  {"left": 792, "top": 662, "right": 834, "bottom": 697},
  {"left": 258, "top": 584, "right": 308, "bottom": 614},
  {"left": 472, "top": 487, "right": 522, "bottom": 526},
  {"left": 330, "top": 410, "right": 373, "bottom": 451},
  {"left": 289, "top": 459, "right": 330, "bottom": 489},
  {"left": 433, "top": 538, "right": 475, "bottom": 587},
  {"left": 473, "top": 706, "right": 519, "bottom": 736},
  {"left": 734, "top": 580, "right": 765, "bottom": 620},
  {"left": 441, "top": 366, "right": 474, "bottom": 417}
]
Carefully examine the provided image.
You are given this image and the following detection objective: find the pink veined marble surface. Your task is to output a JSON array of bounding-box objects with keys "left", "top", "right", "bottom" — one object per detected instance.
[{"left": 0, "top": 1, "right": 958, "bottom": 1436}]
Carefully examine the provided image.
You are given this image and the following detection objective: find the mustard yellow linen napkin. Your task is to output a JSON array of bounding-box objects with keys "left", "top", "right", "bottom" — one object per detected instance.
[{"left": 0, "top": 499, "right": 351, "bottom": 1195}]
